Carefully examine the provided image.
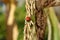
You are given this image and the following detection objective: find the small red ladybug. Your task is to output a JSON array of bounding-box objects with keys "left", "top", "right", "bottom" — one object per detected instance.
[{"left": 26, "top": 17, "right": 31, "bottom": 21}]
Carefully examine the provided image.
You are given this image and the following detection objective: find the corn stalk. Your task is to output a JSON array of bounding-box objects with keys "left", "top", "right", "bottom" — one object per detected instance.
[
  {"left": 48, "top": 7, "right": 60, "bottom": 40},
  {"left": 34, "top": 0, "right": 58, "bottom": 40},
  {"left": 3, "top": 0, "right": 18, "bottom": 40},
  {"left": 44, "top": 7, "right": 60, "bottom": 40}
]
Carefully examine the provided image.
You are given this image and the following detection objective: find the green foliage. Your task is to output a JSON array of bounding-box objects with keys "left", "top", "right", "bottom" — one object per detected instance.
[
  {"left": 0, "top": 13, "right": 6, "bottom": 40},
  {"left": 15, "top": 4, "right": 26, "bottom": 40}
]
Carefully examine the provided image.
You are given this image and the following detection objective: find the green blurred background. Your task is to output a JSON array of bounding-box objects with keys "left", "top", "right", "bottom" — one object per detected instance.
[{"left": 0, "top": 2, "right": 26, "bottom": 40}]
